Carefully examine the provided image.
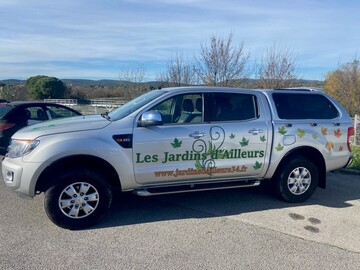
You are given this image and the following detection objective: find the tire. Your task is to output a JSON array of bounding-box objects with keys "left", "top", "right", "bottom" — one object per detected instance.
[
  {"left": 274, "top": 157, "right": 318, "bottom": 203},
  {"left": 44, "top": 169, "right": 112, "bottom": 230}
]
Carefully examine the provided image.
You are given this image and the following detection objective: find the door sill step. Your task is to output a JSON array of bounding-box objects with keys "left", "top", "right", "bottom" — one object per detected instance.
[{"left": 133, "top": 179, "right": 261, "bottom": 196}]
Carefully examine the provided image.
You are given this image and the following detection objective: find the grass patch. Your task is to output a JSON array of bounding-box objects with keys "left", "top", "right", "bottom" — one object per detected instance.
[{"left": 349, "top": 145, "right": 360, "bottom": 170}]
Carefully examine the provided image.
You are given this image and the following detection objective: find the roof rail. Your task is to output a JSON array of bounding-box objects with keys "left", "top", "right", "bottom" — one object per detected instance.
[{"left": 274, "top": 87, "right": 324, "bottom": 92}]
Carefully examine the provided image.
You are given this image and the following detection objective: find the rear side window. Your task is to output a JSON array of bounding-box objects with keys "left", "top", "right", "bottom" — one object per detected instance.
[
  {"left": 0, "top": 105, "right": 12, "bottom": 118},
  {"left": 273, "top": 93, "right": 339, "bottom": 119},
  {"left": 25, "top": 106, "right": 48, "bottom": 120},
  {"left": 208, "top": 93, "right": 258, "bottom": 122},
  {"left": 47, "top": 105, "right": 79, "bottom": 119}
]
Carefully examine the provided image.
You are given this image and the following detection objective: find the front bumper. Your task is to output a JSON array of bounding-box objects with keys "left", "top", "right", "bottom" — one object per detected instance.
[{"left": 2, "top": 157, "right": 42, "bottom": 197}]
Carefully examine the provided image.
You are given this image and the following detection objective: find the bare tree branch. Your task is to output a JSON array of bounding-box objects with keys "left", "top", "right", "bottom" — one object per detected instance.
[
  {"left": 196, "top": 33, "right": 250, "bottom": 87},
  {"left": 256, "top": 44, "right": 299, "bottom": 89},
  {"left": 159, "top": 53, "right": 197, "bottom": 87},
  {"left": 118, "top": 64, "right": 148, "bottom": 99}
]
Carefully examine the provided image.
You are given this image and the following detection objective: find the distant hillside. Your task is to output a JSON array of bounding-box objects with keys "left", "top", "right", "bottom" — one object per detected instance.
[
  {"left": 62, "top": 79, "right": 122, "bottom": 87},
  {"left": 0, "top": 79, "right": 163, "bottom": 88},
  {"left": 0, "top": 79, "right": 25, "bottom": 85},
  {"left": 0, "top": 78, "right": 324, "bottom": 88},
  {"left": 0, "top": 79, "right": 123, "bottom": 86}
]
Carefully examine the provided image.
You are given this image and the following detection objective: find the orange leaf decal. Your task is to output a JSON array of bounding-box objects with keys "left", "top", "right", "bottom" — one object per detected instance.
[
  {"left": 321, "top": 127, "right": 328, "bottom": 136},
  {"left": 334, "top": 129, "right": 342, "bottom": 138},
  {"left": 326, "top": 141, "right": 334, "bottom": 151},
  {"left": 339, "top": 146, "right": 344, "bottom": 152}
]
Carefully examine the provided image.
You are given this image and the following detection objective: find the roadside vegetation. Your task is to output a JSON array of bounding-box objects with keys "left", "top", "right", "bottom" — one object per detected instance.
[{"left": 349, "top": 145, "right": 360, "bottom": 170}]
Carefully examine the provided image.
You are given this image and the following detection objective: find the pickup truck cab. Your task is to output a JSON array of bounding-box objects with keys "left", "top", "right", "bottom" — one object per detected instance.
[{"left": 2, "top": 87, "right": 354, "bottom": 229}]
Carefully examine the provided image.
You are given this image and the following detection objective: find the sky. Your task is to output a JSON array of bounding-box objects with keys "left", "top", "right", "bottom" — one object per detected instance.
[{"left": 0, "top": 0, "right": 359, "bottom": 81}]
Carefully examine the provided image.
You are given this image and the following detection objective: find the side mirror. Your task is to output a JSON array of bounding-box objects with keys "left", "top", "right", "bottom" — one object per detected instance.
[{"left": 138, "top": 111, "right": 163, "bottom": 127}]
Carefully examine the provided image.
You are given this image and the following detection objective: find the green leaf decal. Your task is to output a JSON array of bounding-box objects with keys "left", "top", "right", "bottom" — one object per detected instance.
[
  {"left": 253, "top": 161, "right": 262, "bottom": 170},
  {"left": 278, "top": 126, "right": 287, "bottom": 135},
  {"left": 217, "top": 150, "right": 225, "bottom": 159},
  {"left": 275, "top": 143, "right": 284, "bottom": 151},
  {"left": 260, "top": 135, "right": 266, "bottom": 142},
  {"left": 230, "top": 133, "right": 235, "bottom": 139},
  {"left": 240, "top": 137, "right": 249, "bottom": 147},
  {"left": 297, "top": 128, "right": 305, "bottom": 138},
  {"left": 195, "top": 159, "right": 205, "bottom": 170},
  {"left": 206, "top": 141, "right": 215, "bottom": 156},
  {"left": 171, "top": 138, "right": 182, "bottom": 148},
  {"left": 312, "top": 133, "right": 318, "bottom": 139}
]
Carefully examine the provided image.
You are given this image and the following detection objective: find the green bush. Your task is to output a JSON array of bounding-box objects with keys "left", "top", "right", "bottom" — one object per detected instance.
[
  {"left": 27, "top": 75, "right": 69, "bottom": 100},
  {"left": 349, "top": 145, "right": 360, "bottom": 170}
]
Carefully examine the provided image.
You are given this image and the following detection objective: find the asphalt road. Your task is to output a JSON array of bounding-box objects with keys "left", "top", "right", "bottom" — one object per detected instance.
[{"left": 1, "top": 168, "right": 360, "bottom": 270}]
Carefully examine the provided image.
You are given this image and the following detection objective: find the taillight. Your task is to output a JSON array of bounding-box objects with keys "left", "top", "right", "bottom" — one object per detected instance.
[
  {"left": 347, "top": 127, "right": 354, "bottom": 152},
  {"left": 0, "top": 123, "right": 15, "bottom": 131}
]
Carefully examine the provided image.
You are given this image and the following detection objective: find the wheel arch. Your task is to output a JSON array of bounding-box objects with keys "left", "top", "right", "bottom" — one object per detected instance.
[
  {"left": 35, "top": 155, "right": 122, "bottom": 193},
  {"left": 274, "top": 146, "right": 326, "bottom": 189}
]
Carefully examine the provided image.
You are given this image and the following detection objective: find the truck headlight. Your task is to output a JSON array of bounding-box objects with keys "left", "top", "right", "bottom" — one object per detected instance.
[{"left": 6, "top": 139, "right": 40, "bottom": 158}]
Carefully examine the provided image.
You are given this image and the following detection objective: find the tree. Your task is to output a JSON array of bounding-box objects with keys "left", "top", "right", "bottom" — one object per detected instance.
[
  {"left": 195, "top": 33, "right": 250, "bottom": 86},
  {"left": 256, "top": 44, "right": 299, "bottom": 89},
  {"left": 159, "top": 53, "right": 197, "bottom": 87},
  {"left": 27, "top": 75, "right": 69, "bottom": 100},
  {"left": 118, "top": 65, "right": 148, "bottom": 99},
  {"left": 324, "top": 58, "right": 360, "bottom": 116}
]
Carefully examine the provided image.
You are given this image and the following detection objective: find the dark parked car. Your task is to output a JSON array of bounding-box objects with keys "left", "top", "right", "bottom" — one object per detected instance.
[{"left": 0, "top": 101, "right": 81, "bottom": 153}]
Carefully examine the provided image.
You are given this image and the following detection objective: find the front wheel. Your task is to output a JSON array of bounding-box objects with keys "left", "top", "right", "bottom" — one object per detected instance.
[
  {"left": 44, "top": 169, "right": 112, "bottom": 230},
  {"left": 274, "top": 157, "right": 318, "bottom": 203}
]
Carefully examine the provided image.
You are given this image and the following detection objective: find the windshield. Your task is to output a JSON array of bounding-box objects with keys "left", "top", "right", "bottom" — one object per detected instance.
[{"left": 108, "top": 90, "right": 166, "bottom": 121}]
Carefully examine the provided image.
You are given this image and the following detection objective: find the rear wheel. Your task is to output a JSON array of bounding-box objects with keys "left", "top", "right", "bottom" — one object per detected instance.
[
  {"left": 274, "top": 157, "right": 318, "bottom": 203},
  {"left": 44, "top": 169, "right": 112, "bottom": 230}
]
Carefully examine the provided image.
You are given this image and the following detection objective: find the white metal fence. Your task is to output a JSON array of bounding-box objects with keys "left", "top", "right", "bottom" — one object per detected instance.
[
  {"left": 43, "top": 98, "right": 124, "bottom": 115},
  {"left": 44, "top": 99, "right": 78, "bottom": 106},
  {"left": 90, "top": 99, "right": 125, "bottom": 114}
]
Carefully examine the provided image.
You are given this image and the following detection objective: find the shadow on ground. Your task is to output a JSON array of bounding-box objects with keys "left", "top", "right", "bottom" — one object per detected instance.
[{"left": 93, "top": 172, "right": 360, "bottom": 230}]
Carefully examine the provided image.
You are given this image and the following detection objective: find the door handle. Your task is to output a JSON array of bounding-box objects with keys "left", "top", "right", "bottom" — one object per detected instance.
[
  {"left": 248, "top": 129, "right": 263, "bottom": 135},
  {"left": 189, "top": 131, "right": 206, "bottom": 139}
]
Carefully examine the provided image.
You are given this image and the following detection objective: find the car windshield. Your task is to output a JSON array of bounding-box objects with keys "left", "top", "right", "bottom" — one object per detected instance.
[{"left": 108, "top": 90, "right": 166, "bottom": 121}]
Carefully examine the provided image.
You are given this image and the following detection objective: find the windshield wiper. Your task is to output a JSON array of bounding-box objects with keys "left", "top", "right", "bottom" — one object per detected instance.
[{"left": 101, "top": 111, "right": 111, "bottom": 121}]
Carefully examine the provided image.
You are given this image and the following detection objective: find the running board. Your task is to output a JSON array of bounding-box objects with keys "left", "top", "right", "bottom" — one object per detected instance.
[{"left": 133, "top": 180, "right": 261, "bottom": 196}]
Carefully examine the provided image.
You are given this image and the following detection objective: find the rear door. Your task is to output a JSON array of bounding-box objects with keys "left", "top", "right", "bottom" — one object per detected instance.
[{"left": 206, "top": 91, "right": 271, "bottom": 179}]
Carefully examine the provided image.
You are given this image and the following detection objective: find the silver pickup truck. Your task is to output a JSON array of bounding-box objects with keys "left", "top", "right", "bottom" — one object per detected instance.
[{"left": 2, "top": 87, "right": 354, "bottom": 229}]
